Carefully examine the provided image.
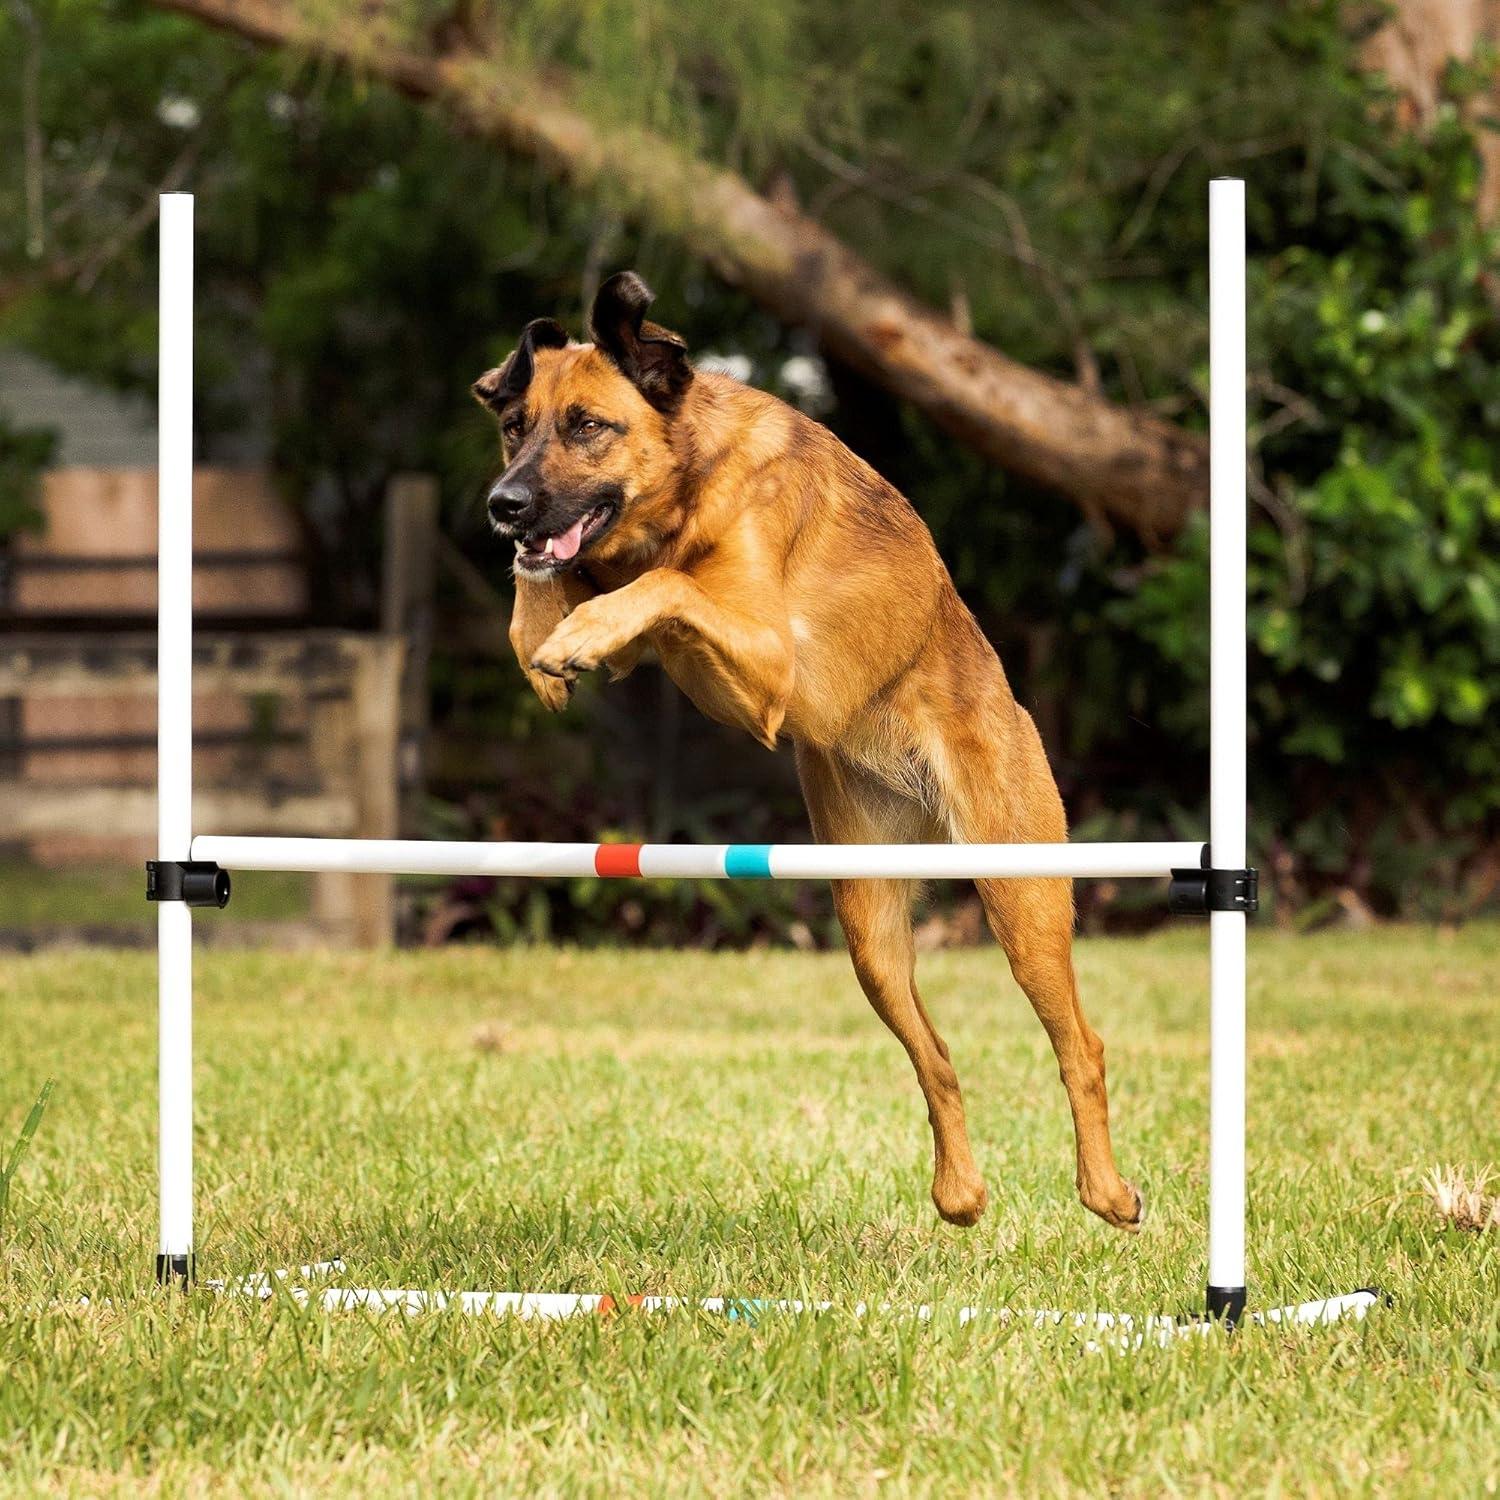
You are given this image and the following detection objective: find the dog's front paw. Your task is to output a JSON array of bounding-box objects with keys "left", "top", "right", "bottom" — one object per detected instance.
[
  {"left": 531, "top": 602, "right": 629, "bottom": 682},
  {"left": 529, "top": 640, "right": 587, "bottom": 684},
  {"left": 525, "top": 665, "right": 574, "bottom": 712}
]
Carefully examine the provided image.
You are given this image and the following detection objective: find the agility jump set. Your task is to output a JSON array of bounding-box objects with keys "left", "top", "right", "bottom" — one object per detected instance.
[{"left": 148, "top": 181, "right": 1376, "bottom": 1335}]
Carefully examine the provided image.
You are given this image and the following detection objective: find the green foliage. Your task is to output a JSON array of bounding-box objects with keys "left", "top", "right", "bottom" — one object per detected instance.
[
  {"left": 0, "top": 415, "right": 54, "bottom": 540},
  {"left": 394, "top": 0, "right": 1393, "bottom": 389},
  {"left": 0, "top": 0, "right": 1496, "bottom": 923},
  {"left": 0, "top": 1079, "right": 54, "bottom": 1232},
  {"left": 1115, "top": 89, "right": 1500, "bottom": 905},
  {"left": 1, "top": 0, "right": 715, "bottom": 611}
]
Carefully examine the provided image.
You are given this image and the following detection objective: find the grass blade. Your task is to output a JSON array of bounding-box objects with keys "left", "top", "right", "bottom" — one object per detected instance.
[{"left": 0, "top": 1078, "right": 57, "bottom": 1228}]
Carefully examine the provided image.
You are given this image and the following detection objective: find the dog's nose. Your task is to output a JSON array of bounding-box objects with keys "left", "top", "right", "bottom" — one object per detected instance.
[{"left": 487, "top": 479, "right": 534, "bottom": 528}]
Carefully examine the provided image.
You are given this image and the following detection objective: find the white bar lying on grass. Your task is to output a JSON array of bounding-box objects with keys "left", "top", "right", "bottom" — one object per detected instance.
[{"left": 215, "top": 1267, "right": 1381, "bottom": 1353}]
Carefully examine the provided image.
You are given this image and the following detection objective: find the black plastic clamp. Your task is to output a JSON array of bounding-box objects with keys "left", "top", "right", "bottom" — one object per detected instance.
[
  {"left": 157, "top": 1253, "right": 195, "bottom": 1287},
  {"left": 1168, "top": 865, "right": 1258, "bottom": 916},
  {"left": 1206, "top": 1284, "right": 1247, "bottom": 1328},
  {"left": 147, "top": 860, "right": 231, "bottom": 909}
]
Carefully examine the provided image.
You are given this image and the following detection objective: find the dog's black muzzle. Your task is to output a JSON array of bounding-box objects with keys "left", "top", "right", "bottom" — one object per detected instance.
[{"left": 487, "top": 476, "right": 540, "bottom": 533}]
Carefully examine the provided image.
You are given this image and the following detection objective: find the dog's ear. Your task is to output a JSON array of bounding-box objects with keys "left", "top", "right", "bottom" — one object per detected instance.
[
  {"left": 472, "top": 318, "right": 569, "bottom": 411},
  {"left": 588, "top": 271, "right": 692, "bottom": 412}
]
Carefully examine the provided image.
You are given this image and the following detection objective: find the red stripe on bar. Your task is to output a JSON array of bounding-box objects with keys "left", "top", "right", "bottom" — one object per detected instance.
[
  {"left": 594, "top": 843, "right": 643, "bottom": 878},
  {"left": 595, "top": 1293, "right": 649, "bottom": 1317}
]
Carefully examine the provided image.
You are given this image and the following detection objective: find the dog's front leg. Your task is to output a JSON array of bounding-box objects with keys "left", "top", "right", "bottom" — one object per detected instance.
[
  {"left": 509, "top": 573, "right": 599, "bottom": 712},
  {"left": 530, "top": 566, "right": 794, "bottom": 748}
]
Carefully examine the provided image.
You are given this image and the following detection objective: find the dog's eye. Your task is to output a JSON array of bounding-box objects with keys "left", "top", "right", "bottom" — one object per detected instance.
[
  {"left": 577, "top": 418, "right": 603, "bottom": 436},
  {"left": 503, "top": 420, "right": 524, "bottom": 440}
]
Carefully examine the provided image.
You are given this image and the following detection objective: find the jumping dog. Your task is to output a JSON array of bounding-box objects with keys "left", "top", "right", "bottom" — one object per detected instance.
[{"left": 473, "top": 273, "right": 1142, "bottom": 1233}]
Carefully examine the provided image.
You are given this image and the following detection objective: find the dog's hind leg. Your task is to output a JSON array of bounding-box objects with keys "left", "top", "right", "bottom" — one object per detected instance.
[
  {"left": 796, "top": 743, "right": 988, "bottom": 1227},
  {"left": 931, "top": 700, "right": 1142, "bottom": 1232},
  {"left": 974, "top": 869, "right": 1142, "bottom": 1230}
]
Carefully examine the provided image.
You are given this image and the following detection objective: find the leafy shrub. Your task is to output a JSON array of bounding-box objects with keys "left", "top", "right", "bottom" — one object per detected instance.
[
  {"left": 3, "top": 0, "right": 1496, "bottom": 932},
  {"left": 1113, "top": 88, "right": 1500, "bottom": 917},
  {"left": 0, "top": 416, "right": 53, "bottom": 542}
]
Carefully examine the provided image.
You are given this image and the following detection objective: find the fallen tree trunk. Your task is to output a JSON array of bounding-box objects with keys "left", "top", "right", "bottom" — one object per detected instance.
[{"left": 152, "top": 0, "right": 1210, "bottom": 542}]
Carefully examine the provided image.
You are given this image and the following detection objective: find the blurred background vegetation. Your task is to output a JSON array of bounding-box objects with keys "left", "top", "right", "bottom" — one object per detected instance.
[{"left": 1, "top": 0, "right": 1496, "bottom": 943}]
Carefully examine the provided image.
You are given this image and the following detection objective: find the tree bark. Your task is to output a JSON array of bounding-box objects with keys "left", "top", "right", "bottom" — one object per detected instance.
[
  {"left": 1361, "top": 0, "right": 1500, "bottom": 222},
  {"left": 150, "top": 0, "right": 1209, "bottom": 542}
]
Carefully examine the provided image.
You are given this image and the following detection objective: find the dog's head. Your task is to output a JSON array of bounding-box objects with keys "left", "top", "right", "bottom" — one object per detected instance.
[{"left": 473, "top": 271, "right": 693, "bottom": 577}]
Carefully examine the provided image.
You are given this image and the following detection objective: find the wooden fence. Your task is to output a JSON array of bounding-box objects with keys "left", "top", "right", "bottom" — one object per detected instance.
[{"left": 0, "top": 631, "right": 405, "bottom": 946}]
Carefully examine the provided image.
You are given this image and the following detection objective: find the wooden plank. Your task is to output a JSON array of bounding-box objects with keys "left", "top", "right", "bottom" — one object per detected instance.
[
  {"left": 0, "top": 633, "right": 375, "bottom": 698},
  {"left": 381, "top": 475, "right": 439, "bottom": 835},
  {"left": 381, "top": 475, "right": 440, "bottom": 641},
  {"left": 349, "top": 636, "right": 405, "bottom": 947},
  {"left": 307, "top": 671, "right": 359, "bottom": 945},
  {"left": 3, "top": 618, "right": 410, "bottom": 947},
  {"left": 12, "top": 466, "right": 308, "bottom": 616},
  {"left": 0, "top": 783, "right": 358, "bottom": 838},
  {"left": 304, "top": 637, "right": 404, "bottom": 948}
]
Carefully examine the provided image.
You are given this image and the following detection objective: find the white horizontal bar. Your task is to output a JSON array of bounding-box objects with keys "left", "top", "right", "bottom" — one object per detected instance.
[
  {"left": 208, "top": 1259, "right": 347, "bottom": 1296},
  {"left": 218, "top": 1272, "right": 1380, "bottom": 1351},
  {"left": 190, "top": 835, "right": 1203, "bottom": 881},
  {"left": 639, "top": 843, "right": 730, "bottom": 878},
  {"left": 192, "top": 836, "right": 613, "bottom": 878},
  {"left": 765, "top": 843, "right": 1198, "bottom": 880}
]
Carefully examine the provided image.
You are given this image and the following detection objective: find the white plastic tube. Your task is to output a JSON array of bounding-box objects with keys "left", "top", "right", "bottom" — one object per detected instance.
[
  {"left": 157, "top": 193, "right": 194, "bottom": 1277},
  {"left": 763, "top": 841, "right": 1196, "bottom": 881},
  {"left": 1208, "top": 179, "right": 1247, "bottom": 1306},
  {"left": 220, "top": 1262, "right": 1380, "bottom": 1343},
  {"left": 189, "top": 835, "right": 1204, "bottom": 881}
]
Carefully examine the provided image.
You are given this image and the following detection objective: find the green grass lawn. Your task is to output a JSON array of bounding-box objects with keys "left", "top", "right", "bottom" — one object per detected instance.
[
  {"left": 1, "top": 927, "right": 1497, "bottom": 1496},
  {"left": 0, "top": 862, "right": 311, "bottom": 936}
]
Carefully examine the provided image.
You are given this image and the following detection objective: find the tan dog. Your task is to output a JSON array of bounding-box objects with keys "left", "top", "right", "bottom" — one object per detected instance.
[{"left": 473, "top": 272, "right": 1141, "bottom": 1232}]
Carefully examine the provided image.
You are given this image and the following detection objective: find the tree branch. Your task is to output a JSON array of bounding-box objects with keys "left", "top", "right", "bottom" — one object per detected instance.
[
  {"left": 149, "top": 0, "right": 1211, "bottom": 541},
  {"left": 0, "top": 140, "right": 201, "bottom": 316}
]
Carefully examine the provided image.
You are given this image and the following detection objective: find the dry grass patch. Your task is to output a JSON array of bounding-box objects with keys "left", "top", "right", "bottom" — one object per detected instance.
[{"left": 1421, "top": 1164, "right": 1500, "bottom": 1232}]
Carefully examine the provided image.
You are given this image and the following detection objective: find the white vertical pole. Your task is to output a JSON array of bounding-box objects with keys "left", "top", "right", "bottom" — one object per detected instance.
[
  {"left": 1207, "top": 179, "right": 1247, "bottom": 1321},
  {"left": 158, "top": 192, "right": 195, "bottom": 1283}
]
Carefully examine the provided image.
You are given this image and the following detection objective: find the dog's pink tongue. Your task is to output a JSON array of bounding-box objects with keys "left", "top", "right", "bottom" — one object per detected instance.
[{"left": 551, "top": 516, "right": 586, "bottom": 562}]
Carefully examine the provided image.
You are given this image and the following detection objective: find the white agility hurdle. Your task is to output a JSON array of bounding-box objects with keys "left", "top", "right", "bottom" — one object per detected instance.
[{"left": 149, "top": 182, "right": 1376, "bottom": 1331}]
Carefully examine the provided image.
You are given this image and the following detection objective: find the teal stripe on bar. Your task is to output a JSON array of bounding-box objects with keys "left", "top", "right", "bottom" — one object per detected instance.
[{"left": 724, "top": 844, "right": 774, "bottom": 879}]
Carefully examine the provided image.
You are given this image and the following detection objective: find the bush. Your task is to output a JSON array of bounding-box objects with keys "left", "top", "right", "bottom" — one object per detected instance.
[
  {"left": 1113, "top": 87, "right": 1500, "bottom": 918},
  {"left": 0, "top": 416, "right": 53, "bottom": 542},
  {"left": 3, "top": 0, "right": 1496, "bottom": 932}
]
